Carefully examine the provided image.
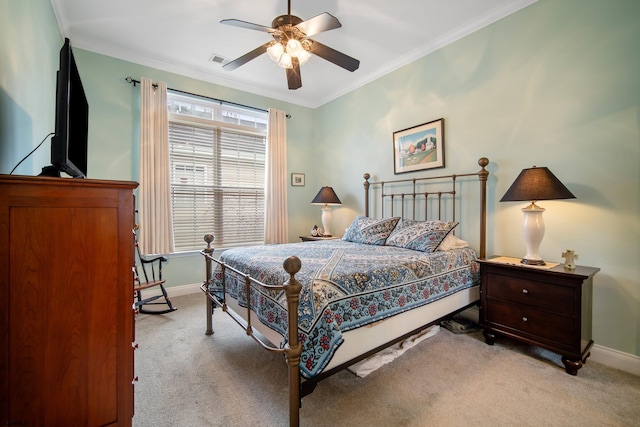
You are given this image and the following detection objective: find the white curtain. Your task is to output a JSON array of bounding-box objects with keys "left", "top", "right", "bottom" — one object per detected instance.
[
  {"left": 264, "top": 108, "right": 289, "bottom": 244},
  {"left": 138, "top": 77, "right": 174, "bottom": 255}
]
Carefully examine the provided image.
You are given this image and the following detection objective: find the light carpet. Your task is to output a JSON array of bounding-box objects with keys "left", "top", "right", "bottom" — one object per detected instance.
[{"left": 133, "top": 293, "right": 640, "bottom": 427}]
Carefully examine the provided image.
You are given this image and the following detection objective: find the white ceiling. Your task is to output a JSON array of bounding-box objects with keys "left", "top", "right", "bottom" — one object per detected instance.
[{"left": 51, "top": 0, "right": 536, "bottom": 108}]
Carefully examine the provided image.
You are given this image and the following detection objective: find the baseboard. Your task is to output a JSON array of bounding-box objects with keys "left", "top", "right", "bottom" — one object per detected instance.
[
  {"left": 460, "top": 306, "right": 640, "bottom": 376},
  {"left": 590, "top": 344, "right": 640, "bottom": 376},
  {"left": 140, "top": 282, "right": 202, "bottom": 300},
  {"left": 165, "top": 282, "right": 202, "bottom": 297},
  {"left": 146, "top": 284, "right": 640, "bottom": 377}
]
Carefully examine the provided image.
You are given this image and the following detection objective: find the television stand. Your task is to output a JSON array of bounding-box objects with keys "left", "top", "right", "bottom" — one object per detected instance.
[{"left": 39, "top": 165, "right": 61, "bottom": 177}]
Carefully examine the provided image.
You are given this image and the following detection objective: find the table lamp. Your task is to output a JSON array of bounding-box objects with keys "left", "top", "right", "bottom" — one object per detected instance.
[
  {"left": 311, "top": 186, "right": 342, "bottom": 237},
  {"left": 500, "top": 166, "right": 575, "bottom": 265}
]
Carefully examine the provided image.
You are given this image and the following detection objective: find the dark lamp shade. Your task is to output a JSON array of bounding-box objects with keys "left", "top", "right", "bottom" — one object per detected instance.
[
  {"left": 311, "top": 186, "right": 342, "bottom": 205},
  {"left": 500, "top": 166, "right": 576, "bottom": 202}
]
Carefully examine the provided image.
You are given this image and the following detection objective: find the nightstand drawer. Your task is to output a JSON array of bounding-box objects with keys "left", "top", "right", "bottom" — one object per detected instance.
[
  {"left": 486, "top": 299, "right": 573, "bottom": 345},
  {"left": 485, "top": 273, "right": 574, "bottom": 315}
]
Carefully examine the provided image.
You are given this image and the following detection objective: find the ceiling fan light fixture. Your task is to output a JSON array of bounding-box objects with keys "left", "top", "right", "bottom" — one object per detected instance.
[
  {"left": 297, "top": 49, "right": 311, "bottom": 65},
  {"left": 286, "top": 38, "right": 303, "bottom": 57},
  {"left": 220, "top": 0, "right": 360, "bottom": 89},
  {"left": 267, "top": 42, "right": 284, "bottom": 62},
  {"left": 278, "top": 52, "right": 293, "bottom": 69}
]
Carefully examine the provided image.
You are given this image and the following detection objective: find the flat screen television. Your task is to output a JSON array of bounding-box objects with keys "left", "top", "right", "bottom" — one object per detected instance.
[{"left": 41, "top": 38, "right": 88, "bottom": 178}]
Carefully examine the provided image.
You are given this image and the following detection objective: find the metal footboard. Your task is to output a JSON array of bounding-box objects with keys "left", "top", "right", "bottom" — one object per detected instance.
[{"left": 200, "top": 233, "right": 302, "bottom": 427}]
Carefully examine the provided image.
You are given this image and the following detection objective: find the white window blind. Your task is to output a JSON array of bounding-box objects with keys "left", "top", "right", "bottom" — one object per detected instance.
[{"left": 167, "top": 91, "right": 267, "bottom": 251}]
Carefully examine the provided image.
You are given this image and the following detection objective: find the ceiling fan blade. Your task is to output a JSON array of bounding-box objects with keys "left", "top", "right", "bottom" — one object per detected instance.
[
  {"left": 220, "top": 19, "right": 276, "bottom": 33},
  {"left": 309, "top": 41, "right": 360, "bottom": 72},
  {"left": 286, "top": 58, "right": 302, "bottom": 90},
  {"left": 222, "top": 42, "right": 271, "bottom": 71},
  {"left": 295, "top": 13, "right": 341, "bottom": 37}
]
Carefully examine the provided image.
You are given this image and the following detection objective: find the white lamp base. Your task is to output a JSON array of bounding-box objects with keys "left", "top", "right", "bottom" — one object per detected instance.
[
  {"left": 521, "top": 203, "right": 546, "bottom": 265},
  {"left": 320, "top": 205, "right": 333, "bottom": 237}
]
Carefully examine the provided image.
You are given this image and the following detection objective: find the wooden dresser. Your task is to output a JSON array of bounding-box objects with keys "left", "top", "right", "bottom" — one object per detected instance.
[
  {"left": 478, "top": 258, "right": 599, "bottom": 375},
  {"left": 0, "top": 175, "right": 138, "bottom": 426}
]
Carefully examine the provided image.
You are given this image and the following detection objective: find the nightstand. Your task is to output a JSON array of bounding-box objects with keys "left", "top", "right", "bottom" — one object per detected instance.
[
  {"left": 299, "top": 235, "right": 340, "bottom": 242},
  {"left": 478, "top": 257, "right": 599, "bottom": 375}
]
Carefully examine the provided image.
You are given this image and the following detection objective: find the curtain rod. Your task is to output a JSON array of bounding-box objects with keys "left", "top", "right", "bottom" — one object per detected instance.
[{"left": 125, "top": 76, "right": 291, "bottom": 118}]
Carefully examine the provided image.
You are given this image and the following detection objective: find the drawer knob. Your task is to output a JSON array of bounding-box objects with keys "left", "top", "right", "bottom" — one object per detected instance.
[
  {"left": 522, "top": 316, "right": 528, "bottom": 322},
  {"left": 522, "top": 289, "right": 529, "bottom": 294}
]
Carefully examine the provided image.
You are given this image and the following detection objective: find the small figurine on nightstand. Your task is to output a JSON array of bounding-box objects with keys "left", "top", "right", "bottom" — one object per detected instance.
[
  {"left": 562, "top": 250, "right": 578, "bottom": 270},
  {"left": 310, "top": 225, "right": 324, "bottom": 237}
]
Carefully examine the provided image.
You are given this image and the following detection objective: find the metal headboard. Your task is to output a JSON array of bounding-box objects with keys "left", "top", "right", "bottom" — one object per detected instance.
[{"left": 363, "top": 157, "right": 489, "bottom": 259}]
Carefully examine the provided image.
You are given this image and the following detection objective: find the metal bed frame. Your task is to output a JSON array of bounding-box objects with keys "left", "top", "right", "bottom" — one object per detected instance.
[{"left": 200, "top": 157, "right": 489, "bottom": 427}]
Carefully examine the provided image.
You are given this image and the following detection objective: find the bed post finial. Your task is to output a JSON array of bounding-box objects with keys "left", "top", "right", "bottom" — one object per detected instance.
[
  {"left": 282, "top": 256, "right": 302, "bottom": 427},
  {"left": 364, "top": 173, "right": 371, "bottom": 217},
  {"left": 203, "top": 233, "right": 215, "bottom": 254}
]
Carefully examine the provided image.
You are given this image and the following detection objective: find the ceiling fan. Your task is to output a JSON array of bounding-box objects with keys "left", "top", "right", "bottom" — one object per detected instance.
[{"left": 220, "top": 0, "right": 360, "bottom": 90}]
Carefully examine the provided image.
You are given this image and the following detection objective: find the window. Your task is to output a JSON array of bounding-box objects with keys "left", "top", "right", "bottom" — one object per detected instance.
[{"left": 167, "top": 91, "right": 268, "bottom": 251}]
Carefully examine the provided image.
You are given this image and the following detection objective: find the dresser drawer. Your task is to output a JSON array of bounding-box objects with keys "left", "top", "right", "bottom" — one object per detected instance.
[
  {"left": 484, "top": 273, "right": 575, "bottom": 315},
  {"left": 485, "top": 299, "right": 573, "bottom": 345}
]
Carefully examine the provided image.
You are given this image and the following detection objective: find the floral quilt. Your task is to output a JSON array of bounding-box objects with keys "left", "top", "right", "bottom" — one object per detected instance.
[{"left": 210, "top": 239, "right": 479, "bottom": 378}]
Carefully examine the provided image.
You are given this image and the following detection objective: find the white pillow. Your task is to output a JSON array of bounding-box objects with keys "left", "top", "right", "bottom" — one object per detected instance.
[{"left": 437, "top": 234, "right": 469, "bottom": 251}]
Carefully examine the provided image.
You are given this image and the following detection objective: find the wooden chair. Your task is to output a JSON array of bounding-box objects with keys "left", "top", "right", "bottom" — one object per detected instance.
[{"left": 133, "top": 226, "right": 177, "bottom": 314}]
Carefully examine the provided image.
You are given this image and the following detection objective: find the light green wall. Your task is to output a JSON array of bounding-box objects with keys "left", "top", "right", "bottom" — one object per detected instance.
[
  {"left": 2, "top": 0, "right": 639, "bottom": 356},
  {"left": 0, "top": 0, "right": 61, "bottom": 175},
  {"left": 315, "top": 0, "right": 640, "bottom": 356}
]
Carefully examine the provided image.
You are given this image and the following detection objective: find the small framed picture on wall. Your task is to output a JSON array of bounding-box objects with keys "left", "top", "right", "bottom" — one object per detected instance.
[{"left": 291, "top": 173, "right": 305, "bottom": 186}]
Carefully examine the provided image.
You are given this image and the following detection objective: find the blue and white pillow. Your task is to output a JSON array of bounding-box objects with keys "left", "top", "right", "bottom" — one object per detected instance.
[
  {"left": 343, "top": 216, "right": 400, "bottom": 246},
  {"left": 385, "top": 219, "right": 459, "bottom": 253}
]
